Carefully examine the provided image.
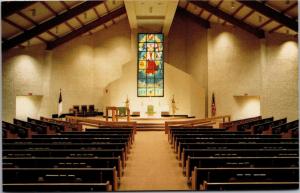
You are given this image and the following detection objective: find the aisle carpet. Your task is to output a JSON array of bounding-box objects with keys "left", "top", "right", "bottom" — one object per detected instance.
[{"left": 119, "top": 131, "right": 189, "bottom": 191}]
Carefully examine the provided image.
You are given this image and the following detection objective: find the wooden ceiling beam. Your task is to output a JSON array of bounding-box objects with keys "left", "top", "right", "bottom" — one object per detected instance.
[
  {"left": 3, "top": 18, "right": 47, "bottom": 43},
  {"left": 191, "top": 1, "right": 265, "bottom": 38},
  {"left": 2, "top": 1, "right": 36, "bottom": 18},
  {"left": 238, "top": 0, "right": 298, "bottom": 31},
  {"left": 3, "top": 1, "right": 103, "bottom": 51},
  {"left": 46, "top": 6, "right": 126, "bottom": 50},
  {"left": 258, "top": 2, "right": 297, "bottom": 29},
  {"left": 60, "top": 1, "right": 93, "bottom": 35},
  {"left": 41, "top": 1, "right": 75, "bottom": 31},
  {"left": 223, "top": 4, "right": 244, "bottom": 25},
  {"left": 207, "top": 0, "right": 223, "bottom": 21},
  {"left": 176, "top": 7, "right": 210, "bottom": 29},
  {"left": 16, "top": 11, "right": 59, "bottom": 39}
]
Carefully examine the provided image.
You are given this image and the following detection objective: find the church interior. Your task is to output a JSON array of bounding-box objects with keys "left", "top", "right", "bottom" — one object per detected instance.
[{"left": 1, "top": 0, "right": 299, "bottom": 191}]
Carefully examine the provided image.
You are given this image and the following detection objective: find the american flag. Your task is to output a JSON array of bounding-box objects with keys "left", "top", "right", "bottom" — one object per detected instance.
[{"left": 211, "top": 92, "right": 216, "bottom": 117}]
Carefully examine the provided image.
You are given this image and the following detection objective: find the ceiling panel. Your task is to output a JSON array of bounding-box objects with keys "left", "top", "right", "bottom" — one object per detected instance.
[
  {"left": 19, "top": 2, "right": 53, "bottom": 24},
  {"left": 2, "top": 20, "right": 20, "bottom": 39},
  {"left": 6, "top": 14, "right": 33, "bottom": 29},
  {"left": 234, "top": 6, "right": 253, "bottom": 20},
  {"left": 66, "top": 18, "right": 82, "bottom": 30},
  {"left": 245, "top": 12, "right": 270, "bottom": 28},
  {"left": 261, "top": 20, "right": 279, "bottom": 31},
  {"left": 39, "top": 32, "right": 55, "bottom": 42},
  {"left": 48, "top": 23, "right": 71, "bottom": 38},
  {"left": 277, "top": 26, "right": 297, "bottom": 35},
  {"left": 219, "top": 1, "right": 243, "bottom": 15},
  {"left": 106, "top": 0, "right": 124, "bottom": 11},
  {"left": 45, "top": 1, "right": 66, "bottom": 14},
  {"left": 266, "top": 0, "right": 298, "bottom": 13},
  {"left": 95, "top": 4, "right": 108, "bottom": 17},
  {"left": 64, "top": 1, "right": 82, "bottom": 9},
  {"left": 77, "top": 9, "right": 98, "bottom": 25}
]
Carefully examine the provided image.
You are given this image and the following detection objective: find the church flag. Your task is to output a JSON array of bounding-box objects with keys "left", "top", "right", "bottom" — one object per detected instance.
[
  {"left": 211, "top": 92, "right": 216, "bottom": 117},
  {"left": 58, "top": 89, "right": 63, "bottom": 117}
]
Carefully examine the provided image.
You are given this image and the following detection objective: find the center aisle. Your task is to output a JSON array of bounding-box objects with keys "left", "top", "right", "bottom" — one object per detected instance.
[{"left": 119, "top": 131, "right": 189, "bottom": 191}]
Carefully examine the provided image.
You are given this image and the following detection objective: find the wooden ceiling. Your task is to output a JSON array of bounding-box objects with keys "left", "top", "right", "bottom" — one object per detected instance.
[{"left": 1, "top": 0, "right": 298, "bottom": 51}]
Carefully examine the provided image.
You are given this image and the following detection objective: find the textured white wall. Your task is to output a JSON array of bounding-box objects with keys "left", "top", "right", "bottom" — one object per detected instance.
[
  {"left": 2, "top": 45, "right": 46, "bottom": 121},
  {"left": 2, "top": 16, "right": 298, "bottom": 122},
  {"left": 16, "top": 96, "right": 43, "bottom": 121},
  {"left": 262, "top": 33, "right": 298, "bottom": 121},
  {"left": 207, "top": 24, "right": 262, "bottom": 120},
  {"left": 103, "top": 61, "right": 205, "bottom": 118}
]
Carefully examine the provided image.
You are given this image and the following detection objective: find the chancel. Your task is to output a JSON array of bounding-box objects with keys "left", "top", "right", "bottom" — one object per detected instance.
[{"left": 1, "top": 0, "right": 299, "bottom": 192}]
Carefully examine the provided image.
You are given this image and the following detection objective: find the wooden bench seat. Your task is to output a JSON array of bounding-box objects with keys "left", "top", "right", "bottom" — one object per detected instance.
[
  {"left": 202, "top": 181, "right": 299, "bottom": 190},
  {"left": 237, "top": 117, "right": 274, "bottom": 132},
  {"left": 181, "top": 149, "right": 299, "bottom": 168},
  {"left": 2, "top": 121, "right": 29, "bottom": 138},
  {"left": 177, "top": 142, "right": 298, "bottom": 160},
  {"left": 171, "top": 131, "right": 251, "bottom": 144},
  {"left": 185, "top": 156, "right": 299, "bottom": 181},
  {"left": 14, "top": 118, "right": 48, "bottom": 136},
  {"left": 3, "top": 157, "right": 123, "bottom": 178},
  {"left": 3, "top": 182, "right": 112, "bottom": 192},
  {"left": 3, "top": 137, "right": 130, "bottom": 144},
  {"left": 173, "top": 134, "right": 283, "bottom": 150},
  {"left": 191, "top": 167, "right": 299, "bottom": 190},
  {"left": 253, "top": 118, "right": 287, "bottom": 134},
  {"left": 3, "top": 167, "right": 118, "bottom": 191},
  {"left": 41, "top": 117, "right": 81, "bottom": 132},
  {"left": 220, "top": 116, "right": 262, "bottom": 132},
  {"left": 3, "top": 142, "right": 130, "bottom": 158},
  {"left": 3, "top": 149, "right": 126, "bottom": 168},
  {"left": 28, "top": 117, "right": 64, "bottom": 134}
]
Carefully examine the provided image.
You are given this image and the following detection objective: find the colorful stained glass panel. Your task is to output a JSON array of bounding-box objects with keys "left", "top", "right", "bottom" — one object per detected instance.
[{"left": 138, "top": 33, "right": 164, "bottom": 97}]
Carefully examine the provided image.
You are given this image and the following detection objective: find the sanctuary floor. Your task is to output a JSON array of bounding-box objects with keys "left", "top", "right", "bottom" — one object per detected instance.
[{"left": 119, "top": 131, "right": 189, "bottom": 191}]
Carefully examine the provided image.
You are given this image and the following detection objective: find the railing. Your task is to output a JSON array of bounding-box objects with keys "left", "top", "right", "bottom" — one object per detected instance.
[{"left": 165, "top": 115, "right": 231, "bottom": 134}]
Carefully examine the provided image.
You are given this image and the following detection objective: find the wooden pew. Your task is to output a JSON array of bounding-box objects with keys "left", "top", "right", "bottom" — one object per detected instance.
[
  {"left": 165, "top": 115, "right": 231, "bottom": 135},
  {"left": 3, "top": 137, "right": 130, "bottom": 144},
  {"left": 219, "top": 116, "right": 262, "bottom": 132},
  {"left": 14, "top": 118, "right": 47, "bottom": 137},
  {"left": 185, "top": 156, "right": 299, "bottom": 181},
  {"left": 178, "top": 142, "right": 298, "bottom": 160},
  {"left": 174, "top": 134, "right": 282, "bottom": 150},
  {"left": 2, "top": 121, "right": 28, "bottom": 138},
  {"left": 172, "top": 132, "right": 251, "bottom": 147},
  {"left": 237, "top": 117, "right": 274, "bottom": 133},
  {"left": 65, "top": 116, "right": 137, "bottom": 134},
  {"left": 272, "top": 120, "right": 299, "bottom": 138},
  {"left": 3, "top": 157, "right": 123, "bottom": 178},
  {"left": 28, "top": 117, "right": 64, "bottom": 134},
  {"left": 3, "top": 167, "right": 118, "bottom": 191},
  {"left": 191, "top": 167, "right": 299, "bottom": 190},
  {"left": 169, "top": 129, "right": 239, "bottom": 144},
  {"left": 41, "top": 116, "right": 81, "bottom": 132},
  {"left": 202, "top": 181, "right": 299, "bottom": 190},
  {"left": 3, "top": 182, "right": 112, "bottom": 192},
  {"left": 62, "top": 130, "right": 135, "bottom": 144},
  {"left": 181, "top": 149, "right": 299, "bottom": 168},
  {"left": 253, "top": 118, "right": 287, "bottom": 134},
  {"left": 3, "top": 149, "right": 127, "bottom": 168},
  {"left": 175, "top": 137, "right": 298, "bottom": 153},
  {"left": 3, "top": 142, "right": 130, "bottom": 159}
]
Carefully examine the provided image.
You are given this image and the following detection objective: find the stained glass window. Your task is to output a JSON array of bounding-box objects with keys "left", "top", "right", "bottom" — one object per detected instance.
[{"left": 137, "top": 33, "right": 164, "bottom": 97}]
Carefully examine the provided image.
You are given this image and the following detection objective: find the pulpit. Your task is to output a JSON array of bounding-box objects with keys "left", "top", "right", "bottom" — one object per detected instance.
[
  {"left": 106, "top": 106, "right": 130, "bottom": 122},
  {"left": 146, "top": 105, "right": 155, "bottom": 116}
]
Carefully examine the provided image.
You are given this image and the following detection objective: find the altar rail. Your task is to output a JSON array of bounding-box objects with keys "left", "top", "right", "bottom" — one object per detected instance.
[
  {"left": 65, "top": 116, "right": 137, "bottom": 134},
  {"left": 165, "top": 115, "right": 231, "bottom": 134}
]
